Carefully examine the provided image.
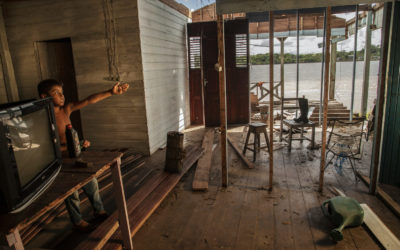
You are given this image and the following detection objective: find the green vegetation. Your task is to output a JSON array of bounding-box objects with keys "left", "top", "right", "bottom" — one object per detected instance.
[{"left": 250, "top": 45, "right": 381, "bottom": 65}]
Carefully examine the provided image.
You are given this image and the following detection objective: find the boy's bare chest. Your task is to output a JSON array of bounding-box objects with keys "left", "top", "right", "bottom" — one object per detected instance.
[{"left": 55, "top": 110, "right": 71, "bottom": 143}]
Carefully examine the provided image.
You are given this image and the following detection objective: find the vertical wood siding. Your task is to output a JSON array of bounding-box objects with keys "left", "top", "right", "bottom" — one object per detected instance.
[
  {"left": 138, "top": 0, "right": 189, "bottom": 154},
  {"left": 0, "top": 59, "right": 7, "bottom": 103},
  {"left": 3, "top": 0, "right": 150, "bottom": 154}
]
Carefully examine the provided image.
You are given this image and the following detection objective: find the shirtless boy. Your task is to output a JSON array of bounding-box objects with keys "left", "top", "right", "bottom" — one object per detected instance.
[{"left": 38, "top": 79, "right": 129, "bottom": 231}]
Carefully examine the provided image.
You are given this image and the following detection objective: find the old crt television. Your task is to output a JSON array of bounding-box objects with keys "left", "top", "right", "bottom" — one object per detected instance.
[{"left": 0, "top": 98, "right": 62, "bottom": 213}]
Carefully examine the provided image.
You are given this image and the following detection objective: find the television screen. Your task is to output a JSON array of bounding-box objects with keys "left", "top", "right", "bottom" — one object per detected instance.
[{"left": 5, "top": 108, "right": 57, "bottom": 188}]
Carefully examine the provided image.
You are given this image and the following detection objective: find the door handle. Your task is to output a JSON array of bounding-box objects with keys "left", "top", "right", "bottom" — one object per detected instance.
[{"left": 204, "top": 79, "right": 208, "bottom": 87}]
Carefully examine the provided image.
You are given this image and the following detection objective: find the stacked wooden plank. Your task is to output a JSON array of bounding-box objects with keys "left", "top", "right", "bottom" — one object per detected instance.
[
  {"left": 19, "top": 149, "right": 145, "bottom": 245},
  {"left": 192, "top": 128, "right": 215, "bottom": 191},
  {"left": 76, "top": 146, "right": 204, "bottom": 250}
]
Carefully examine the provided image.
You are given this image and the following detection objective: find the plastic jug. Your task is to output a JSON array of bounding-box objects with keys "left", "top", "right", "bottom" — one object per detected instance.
[{"left": 321, "top": 196, "right": 364, "bottom": 241}]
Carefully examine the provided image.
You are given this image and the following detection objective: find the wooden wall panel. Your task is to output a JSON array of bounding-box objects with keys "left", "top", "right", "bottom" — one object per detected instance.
[
  {"left": 138, "top": 0, "right": 189, "bottom": 154},
  {"left": 0, "top": 59, "right": 7, "bottom": 104},
  {"left": 3, "top": 0, "right": 150, "bottom": 154}
]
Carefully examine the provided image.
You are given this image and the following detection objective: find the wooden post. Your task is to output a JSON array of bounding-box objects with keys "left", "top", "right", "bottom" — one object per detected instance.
[
  {"left": 268, "top": 12, "right": 274, "bottom": 191},
  {"left": 111, "top": 157, "right": 133, "bottom": 249},
  {"left": 0, "top": 3, "right": 19, "bottom": 102},
  {"left": 165, "top": 131, "right": 185, "bottom": 173},
  {"left": 350, "top": 5, "right": 359, "bottom": 121},
  {"left": 279, "top": 37, "right": 286, "bottom": 142},
  {"left": 329, "top": 42, "right": 337, "bottom": 100},
  {"left": 361, "top": 7, "right": 373, "bottom": 117},
  {"left": 319, "top": 7, "right": 331, "bottom": 192},
  {"left": 217, "top": 14, "right": 228, "bottom": 187},
  {"left": 5, "top": 228, "right": 24, "bottom": 250},
  {"left": 370, "top": 2, "right": 391, "bottom": 194}
]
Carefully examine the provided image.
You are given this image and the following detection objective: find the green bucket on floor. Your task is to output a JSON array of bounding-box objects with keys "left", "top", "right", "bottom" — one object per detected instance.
[{"left": 321, "top": 196, "right": 364, "bottom": 241}]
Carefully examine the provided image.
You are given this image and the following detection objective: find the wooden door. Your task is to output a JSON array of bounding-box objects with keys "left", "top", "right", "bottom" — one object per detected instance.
[
  {"left": 188, "top": 23, "right": 204, "bottom": 125},
  {"left": 187, "top": 20, "right": 250, "bottom": 126},
  {"left": 35, "top": 38, "right": 83, "bottom": 138},
  {"left": 202, "top": 22, "right": 220, "bottom": 126},
  {"left": 225, "top": 19, "right": 250, "bottom": 124}
]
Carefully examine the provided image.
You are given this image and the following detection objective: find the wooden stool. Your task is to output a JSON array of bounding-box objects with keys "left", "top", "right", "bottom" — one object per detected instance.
[{"left": 243, "top": 122, "right": 270, "bottom": 162}]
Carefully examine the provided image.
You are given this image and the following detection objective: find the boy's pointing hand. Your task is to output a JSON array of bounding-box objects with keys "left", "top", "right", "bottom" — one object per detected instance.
[{"left": 111, "top": 82, "right": 129, "bottom": 95}]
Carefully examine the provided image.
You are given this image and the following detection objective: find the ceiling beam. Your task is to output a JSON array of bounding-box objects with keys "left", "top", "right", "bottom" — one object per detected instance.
[{"left": 216, "top": 0, "right": 389, "bottom": 14}]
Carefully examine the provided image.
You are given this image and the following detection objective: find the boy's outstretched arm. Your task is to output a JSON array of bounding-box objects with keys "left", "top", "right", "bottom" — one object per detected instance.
[{"left": 67, "top": 82, "right": 129, "bottom": 113}]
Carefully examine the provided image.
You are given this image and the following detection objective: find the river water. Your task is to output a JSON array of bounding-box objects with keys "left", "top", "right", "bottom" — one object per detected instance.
[{"left": 250, "top": 61, "right": 379, "bottom": 113}]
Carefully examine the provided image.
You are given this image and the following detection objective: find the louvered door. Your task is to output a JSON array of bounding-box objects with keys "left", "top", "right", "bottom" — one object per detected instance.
[
  {"left": 188, "top": 23, "right": 203, "bottom": 125},
  {"left": 187, "top": 20, "right": 249, "bottom": 126},
  {"left": 225, "top": 19, "right": 250, "bottom": 124}
]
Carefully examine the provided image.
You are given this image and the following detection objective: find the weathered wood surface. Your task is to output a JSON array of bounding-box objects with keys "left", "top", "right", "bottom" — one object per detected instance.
[
  {"left": 110, "top": 158, "right": 133, "bottom": 249},
  {"left": 361, "top": 204, "right": 400, "bottom": 250},
  {"left": 138, "top": 0, "right": 190, "bottom": 154},
  {"left": 0, "top": 4, "right": 19, "bottom": 102},
  {"left": 131, "top": 128, "right": 400, "bottom": 250},
  {"left": 192, "top": 128, "right": 215, "bottom": 191},
  {"left": 356, "top": 172, "right": 400, "bottom": 219},
  {"left": 0, "top": 151, "right": 121, "bottom": 233},
  {"left": 227, "top": 135, "right": 255, "bottom": 169},
  {"left": 103, "top": 146, "right": 204, "bottom": 250},
  {"left": 3, "top": 0, "right": 149, "bottom": 154},
  {"left": 165, "top": 131, "right": 185, "bottom": 173},
  {"left": 268, "top": 11, "right": 274, "bottom": 190},
  {"left": 75, "top": 170, "right": 169, "bottom": 250},
  {"left": 319, "top": 7, "right": 332, "bottom": 192},
  {"left": 217, "top": 14, "right": 228, "bottom": 187}
]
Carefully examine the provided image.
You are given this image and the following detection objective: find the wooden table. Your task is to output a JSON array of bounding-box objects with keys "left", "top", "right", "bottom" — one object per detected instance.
[{"left": 0, "top": 151, "right": 133, "bottom": 250}]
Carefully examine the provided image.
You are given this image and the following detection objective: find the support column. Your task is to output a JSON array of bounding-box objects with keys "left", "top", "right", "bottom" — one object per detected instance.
[
  {"left": 361, "top": 7, "right": 373, "bottom": 117},
  {"left": 370, "top": 2, "right": 391, "bottom": 194},
  {"left": 319, "top": 7, "right": 332, "bottom": 192},
  {"left": 350, "top": 5, "right": 359, "bottom": 121},
  {"left": 278, "top": 37, "right": 286, "bottom": 142},
  {"left": 296, "top": 10, "right": 299, "bottom": 117},
  {"left": 268, "top": 12, "right": 274, "bottom": 191},
  {"left": 329, "top": 42, "right": 337, "bottom": 100},
  {"left": 319, "top": 10, "right": 327, "bottom": 125},
  {"left": 0, "top": 3, "right": 19, "bottom": 102},
  {"left": 217, "top": 15, "right": 228, "bottom": 187}
]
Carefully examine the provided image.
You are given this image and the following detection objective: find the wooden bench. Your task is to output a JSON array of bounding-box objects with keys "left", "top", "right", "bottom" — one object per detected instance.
[
  {"left": 0, "top": 151, "right": 131, "bottom": 250},
  {"left": 76, "top": 146, "right": 204, "bottom": 250}
]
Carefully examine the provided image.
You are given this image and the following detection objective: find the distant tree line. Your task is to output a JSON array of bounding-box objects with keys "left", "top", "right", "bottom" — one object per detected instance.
[{"left": 249, "top": 45, "right": 381, "bottom": 65}]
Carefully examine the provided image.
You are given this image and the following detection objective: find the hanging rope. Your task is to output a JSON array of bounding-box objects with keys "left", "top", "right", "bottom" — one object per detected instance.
[{"left": 102, "top": 0, "right": 120, "bottom": 81}]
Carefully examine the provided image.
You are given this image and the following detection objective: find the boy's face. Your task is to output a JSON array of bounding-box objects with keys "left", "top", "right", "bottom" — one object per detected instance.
[{"left": 45, "top": 85, "right": 65, "bottom": 107}]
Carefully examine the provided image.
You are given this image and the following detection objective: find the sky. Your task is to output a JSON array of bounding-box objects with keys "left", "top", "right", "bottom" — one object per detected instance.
[
  {"left": 175, "top": 0, "right": 215, "bottom": 11},
  {"left": 250, "top": 27, "right": 382, "bottom": 55},
  {"left": 175, "top": 2, "right": 382, "bottom": 55}
]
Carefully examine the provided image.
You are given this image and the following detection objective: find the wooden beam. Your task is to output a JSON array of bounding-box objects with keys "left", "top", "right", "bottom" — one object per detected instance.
[
  {"left": 268, "top": 11, "right": 274, "bottom": 191},
  {"left": 361, "top": 204, "right": 400, "bottom": 250},
  {"left": 227, "top": 136, "right": 255, "bottom": 169},
  {"left": 192, "top": 128, "right": 215, "bottom": 191},
  {"left": 0, "top": 3, "right": 19, "bottom": 102},
  {"left": 110, "top": 158, "right": 133, "bottom": 250},
  {"left": 328, "top": 185, "right": 400, "bottom": 249},
  {"left": 318, "top": 7, "right": 331, "bottom": 192},
  {"left": 350, "top": 5, "right": 359, "bottom": 121},
  {"left": 356, "top": 172, "right": 400, "bottom": 219},
  {"left": 329, "top": 42, "right": 337, "bottom": 100},
  {"left": 361, "top": 7, "right": 373, "bottom": 116},
  {"left": 215, "top": 0, "right": 385, "bottom": 15},
  {"left": 370, "top": 2, "right": 391, "bottom": 194},
  {"left": 217, "top": 14, "right": 228, "bottom": 187}
]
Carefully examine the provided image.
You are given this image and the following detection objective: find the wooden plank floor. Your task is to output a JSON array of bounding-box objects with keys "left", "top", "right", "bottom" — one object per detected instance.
[
  {"left": 132, "top": 126, "right": 400, "bottom": 250},
  {"left": 27, "top": 126, "right": 400, "bottom": 249}
]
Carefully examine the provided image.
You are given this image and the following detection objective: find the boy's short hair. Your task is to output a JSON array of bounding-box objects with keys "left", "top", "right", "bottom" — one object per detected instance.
[{"left": 37, "top": 79, "right": 63, "bottom": 96}]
